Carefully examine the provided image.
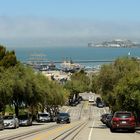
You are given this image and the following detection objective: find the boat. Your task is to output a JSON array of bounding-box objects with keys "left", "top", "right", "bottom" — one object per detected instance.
[
  {"left": 25, "top": 53, "right": 56, "bottom": 71},
  {"left": 61, "top": 60, "right": 82, "bottom": 72}
]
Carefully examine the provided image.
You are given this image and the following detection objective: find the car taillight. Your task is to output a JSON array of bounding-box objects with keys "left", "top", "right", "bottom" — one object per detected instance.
[
  {"left": 129, "top": 118, "right": 134, "bottom": 121},
  {"left": 112, "top": 117, "right": 119, "bottom": 125},
  {"left": 129, "top": 117, "right": 135, "bottom": 123},
  {"left": 112, "top": 117, "right": 119, "bottom": 121}
]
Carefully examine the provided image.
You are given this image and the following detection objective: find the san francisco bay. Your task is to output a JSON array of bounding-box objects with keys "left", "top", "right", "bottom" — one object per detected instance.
[{"left": 9, "top": 46, "right": 140, "bottom": 67}]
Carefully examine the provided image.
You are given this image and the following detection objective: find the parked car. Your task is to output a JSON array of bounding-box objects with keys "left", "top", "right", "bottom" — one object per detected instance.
[
  {"left": 88, "top": 96, "right": 94, "bottom": 102},
  {"left": 97, "top": 102, "right": 104, "bottom": 108},
  {"left": 100, "top": 113, "right": 110, "bottom": 124},
  {"left": 69, "top": 100, "right": 79, "bottom": 106},
  {"left": 4, "top": 115, "right": 19, "bottom": 129},
  {"left": 37, "top": 112, "right": 51, "bottom": 122},
  {"left": 106, "top": 114, "right": 113, "bottom": 128},
  {"left": 50, "top": 115, "right": 57, "bottom": 122},
  {"left": 96, "top": 97, "right": 102, "bottom": 104},
  {"left": 18, "top": 113, "right": 32, "bottom": 126},
  {"left": 110, "top": 111, "right": 136, "bottom": 132},
  {"left": 56, "top": 112, "right": 70, "bottom": 124},
  {"left": 78, "top": 96, "right": 83, "bottom": 101},
  {"left": 0, "top": 115, "right": 4, "bottom": 130}
]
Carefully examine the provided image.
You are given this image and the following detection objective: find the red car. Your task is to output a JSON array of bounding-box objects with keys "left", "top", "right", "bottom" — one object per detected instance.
[{"left": 110, "top": 111, "right": 136, "bottom": 132}]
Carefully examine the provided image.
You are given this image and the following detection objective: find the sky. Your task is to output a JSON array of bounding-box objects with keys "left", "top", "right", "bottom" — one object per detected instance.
[{"left": 0, "top": 0, "right": 140, "bottom": 47}]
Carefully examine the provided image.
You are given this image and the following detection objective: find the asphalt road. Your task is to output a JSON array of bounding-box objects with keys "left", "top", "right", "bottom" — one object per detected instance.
[{"left": 0, "top": 93, "right": 140, "bottom": 140}]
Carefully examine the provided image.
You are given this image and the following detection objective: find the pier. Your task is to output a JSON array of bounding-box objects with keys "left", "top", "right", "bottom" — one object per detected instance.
[{"left": 25, "top": 59, "right": 114, "bottom": 64}]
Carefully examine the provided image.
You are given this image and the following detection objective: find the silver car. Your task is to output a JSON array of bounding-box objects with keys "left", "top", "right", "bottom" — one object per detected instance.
[{"left": 4, "top": 115, "right": 19, "bottom": 129}]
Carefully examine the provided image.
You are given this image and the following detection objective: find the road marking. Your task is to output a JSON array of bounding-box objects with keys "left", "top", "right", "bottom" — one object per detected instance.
[
  {"left": 33, "top": 121, "right": 81, "bottom": 140},
  {"left": 83, "top": 101, "right": 89, "bottom": 110},
  {"left": 103, "top": 108, "right": 106, "bottom": 114},
  {"left": 88, "top": 119, "right": 95, "bottom": 140},
  {"left": 66, "top": 108, "right": 69, "bottom": 113}
]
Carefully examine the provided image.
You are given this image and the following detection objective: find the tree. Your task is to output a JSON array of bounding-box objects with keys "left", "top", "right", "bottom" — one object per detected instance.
[
  {"left": 0, "top": 45, "right": 70, "bottom": 118},
  {"left": 115, "top": 72, "right": 140, "bottom": 112},
  {"left": 43, "top": 79, "right": 69, "bottom": 118},
  {"left": 95, "top": 57, "right": 140, "bottom": 117},
  {"left": 64, "top": 70, "right": 90, "bottom": 102},
  {"left": 0, "top": 45, "right": 17, "bottom": 68},
  {"left": 0, "top": 45, "right": 6, "bottom": 61},
  {"left": 9, "top": 64, "right": 26, "bottom": 117},
  {"left": 0, "top": 67, "right": 14, "bottom": 114}
]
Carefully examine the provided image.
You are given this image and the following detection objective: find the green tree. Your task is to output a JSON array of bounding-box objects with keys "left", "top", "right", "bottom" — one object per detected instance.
[
  {"left": 0, "top": 45, "right": 6, "bottom": 61},
  {"left": 0, "top": 67, "right": 14, "bottom": 114},
  {"left": 115, "top": 72, "right": 140, "bottom": 112},
  {"left": 95, "top": 57, "right": 140, "bottom": 116},
  {"left": 0, "top": 45, "right": 17, "bottom": 68},
  {"left": 65, "top": 70, "right": 90, "bottom": 102}
]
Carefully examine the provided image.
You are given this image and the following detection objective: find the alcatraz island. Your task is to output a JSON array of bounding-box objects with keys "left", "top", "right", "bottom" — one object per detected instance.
[{"left": 88, "top": 39, "right": 140, "bottom": 48}]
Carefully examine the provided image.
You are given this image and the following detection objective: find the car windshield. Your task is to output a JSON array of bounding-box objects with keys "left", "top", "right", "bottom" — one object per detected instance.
[
  {"left": 58, "top": 113, "right": 69, "bottom": 117},
  {"left": 4, "top": 116, "right": 13, "bottom": 119},
  {"left": 19, "top": 115, "right": 28, "bottom": 119},
  {"left": 107, "top": 115, "right": 113, "bottom": 119},
  {"left": 38, "top": 114, "right": 49, "bottom": 117},
  {"left": 115, "top": 113, "right": 131, "bottom": 118}
]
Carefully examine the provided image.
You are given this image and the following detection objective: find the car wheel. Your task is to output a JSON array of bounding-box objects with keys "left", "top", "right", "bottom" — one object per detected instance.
[
  {"left": 110, "top": 128, "right": 115, "bottom": 132},
  {"left": 0, "top": 125, "right": 4, "bottom": 130},
  {"left": 14, "top": 124, "right": 17, "bottom": 129},
  {"left": 130, "top": 129, "right": 135, "bottom": 133}
]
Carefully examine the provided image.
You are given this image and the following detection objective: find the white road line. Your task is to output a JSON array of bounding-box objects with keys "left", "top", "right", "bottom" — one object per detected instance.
[
  {"left": 66, "top": 108, "right": 69, "bottom": 113},
  {"left": 88, "top": 119, "right": 95, "bottom": 140},
  {"left": 98, "top": 111, "right": 100, "bottom": 117},
  {"left": 103, "top": 108, "right": 106, "bottom": 114}
]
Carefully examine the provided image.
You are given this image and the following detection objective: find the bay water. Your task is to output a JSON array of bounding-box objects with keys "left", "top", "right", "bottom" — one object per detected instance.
[{"left": 9, "top": 46, "right": 140, "bottom": 68}]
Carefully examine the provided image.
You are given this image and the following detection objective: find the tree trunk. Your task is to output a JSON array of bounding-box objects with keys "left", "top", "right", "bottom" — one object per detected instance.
[{"left": 14, "top": 104, "right": 19, "bottom": 117}]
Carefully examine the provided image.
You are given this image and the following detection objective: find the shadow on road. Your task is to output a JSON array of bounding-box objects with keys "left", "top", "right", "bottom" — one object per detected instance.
[{"left": 89, "top": 124, "right": 108, "bottom": 129}]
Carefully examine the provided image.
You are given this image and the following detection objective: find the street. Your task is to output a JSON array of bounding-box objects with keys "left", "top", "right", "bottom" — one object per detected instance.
[{"left": 0, "top": 93, "right": 140, "bottom": 140}]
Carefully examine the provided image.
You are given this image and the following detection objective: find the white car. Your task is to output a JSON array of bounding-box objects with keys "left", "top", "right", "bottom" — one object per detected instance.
[
  {"left": 4, "top": 115, "right": 19, "bottom": 129},
  {"left": 88, "top": 96, "right": 95, "bottom": 102},
  {"left": 37, "top": 112, "right": 51, "bottom": 122}
]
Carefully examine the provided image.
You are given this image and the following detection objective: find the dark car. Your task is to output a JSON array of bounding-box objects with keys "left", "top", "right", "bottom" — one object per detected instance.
[
  {"left": 97, "top": 102, "right": 104, "bottom": 108},
  {"left": 96, "top": 97, "right": 102, "bottom": 104},
  {"left": 56, "top": 112, "right": 70, "bottom": 124},
  {"left": 100, "top": 113, "right": 110, "bottom": 124},
  {"left": 18, "top": 114, "right": 32, "bottom": 126},
  {"left": 110, "top": 111, "right": 136, "bottom": 132},
  {"left": 106, "top": 114, "right": 113, "bottom": 128},
  {"left": 0, "top": 115, "right": 4, "bottom": 130}
]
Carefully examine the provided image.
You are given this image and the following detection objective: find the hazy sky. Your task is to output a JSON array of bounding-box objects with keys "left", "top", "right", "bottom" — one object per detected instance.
[{"left": 0, "top": 0, "right": 140, "bottom": 47}]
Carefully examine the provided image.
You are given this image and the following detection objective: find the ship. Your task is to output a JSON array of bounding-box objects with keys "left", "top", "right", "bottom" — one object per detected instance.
[
  {"left": 61, "top": 59, "right": 83, "bottom": 73},
  {"left": 25, "top": 53, "right": 56, "bottom": 71}
]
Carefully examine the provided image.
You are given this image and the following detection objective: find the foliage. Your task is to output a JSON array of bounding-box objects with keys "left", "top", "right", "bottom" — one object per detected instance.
[
  {"left": 0, "top": 45, "right": 17, "bottom": 68},
  {"left": 0, "top": 45, "right": 69, "bottom": 116},
  {"left": 64, "top": 70, "right": 90, "bottom": 100},
  {"left": 94, "top": 57, "right": 140, "bottom": 115}
]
